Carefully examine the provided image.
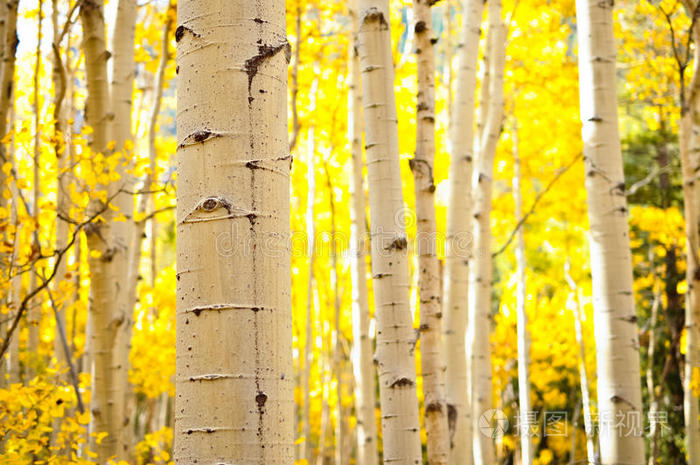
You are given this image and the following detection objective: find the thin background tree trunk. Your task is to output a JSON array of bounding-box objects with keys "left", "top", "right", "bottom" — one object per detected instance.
[
  {"left": 442, "top": 2, "right": 483, "bottom": 463},
  {"left": 469, "top": 1, "right": 505, "bottom": 463},
  {"left": 348, "top": 2, "right": 379, "bottom": 463},
  {"left": 412, "top": 0, "right": 450, "bottom": 463},
  {"left": 512, "top": 121, "right": 532, "bottom": 465},
  {"left": 357, "top": 1, "right": 423, "bottom": 463}
]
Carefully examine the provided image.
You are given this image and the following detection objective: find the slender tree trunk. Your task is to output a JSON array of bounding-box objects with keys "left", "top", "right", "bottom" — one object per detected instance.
[
  {"left": 175, "top": 1, "right": 293, "bottom": 463},
  {"left": 27, "top": 0, "right": 44, "bottom": 370},
  {"left": 357, "top": 2, "right": 423, "bottom": 464},
  {"left": 565, "top": 266, "right": 597, "bottom": 465},
  {"left": 411, "top": 1, "right": 450, "bottom": 464},
  {"left": 679, "top": 4, "right": 700, "bottom": 460},
  {"left": 646, "top": 253, "right": 662, "bottom": 465},
  {"left": 512, "top": 123, "right": 532, "bottom": 465},
  {"left": 443, "top": 2, "right": 483, "bottom": 464},
  {"left": 348, "top": 2, "right": 379, "bottom": 463},
  {"left": 575, "top": 1, "right": 645, "bottom": 463},
  {"left": 51, "top": 0, "right": 70, "bottom": 378},
  {"left": 109, "top": 1, "right": 138, "bottom": 452},
  {"left": 469, "top": 1, "right": 505, "bottom": 463},
  {"left": 302, "top": 70, "right": 319, "bottom": 464},
  {"left": 80, "top": 0, "right": 128, "bottom": 460}
]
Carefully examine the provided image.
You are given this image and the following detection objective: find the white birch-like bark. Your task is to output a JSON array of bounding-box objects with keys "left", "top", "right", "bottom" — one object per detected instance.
[
  {"left": 348, "top": 2, "right": 379, "bottom": 462},
  {"left": 468, "top": 1, "right": 505, "bottom": 463},
  {"left": 443, "top": 2, "right": 483, "bottom": 463},
  {"left": 564, "top": 266, "right": 597, "bottom": 465},
  {"left": 357, "top": 1, "right": 422, "bottom": 463},
  {"left": 302, "top": 71, "right": 318, "bottom": 464},
  {"left": 575, "top": 1, "right": 645, "bottom": 463},
  {"left": 175, "top": 1, "right": 293, "bottom": 463},
  {"left": 412, "top": 1, "right": 450, "bottom": 464},
  {"left": 512, "top": 124, "right": 532, "bottom": 465}
]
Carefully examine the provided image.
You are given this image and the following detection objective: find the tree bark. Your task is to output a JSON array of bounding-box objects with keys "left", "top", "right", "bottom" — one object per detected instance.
[
  {"left": 348, "top": 2, "right": 379, "bottom": 463},
  {"left": 468, "top": 1, "right": 505, "bottom": 463},
  {"left": 175, "top": 1, "right": 293, "bottom": 463},
  {"left": 357, "top": 1, "right": 423, "bottom": 464},
  {"left": 412, "top": 1, "right": 450, "bottom": 464},
  {"left": 442, "top": 2, "right": 483, "bottom": 464},
  {"left": 575, "top": 1, "right": 645, "bottom": 463},
  {"left": 512, "top": 123, "right": 532, "bottom": 465},
  {"left": 80, "top": 1, "right": 127, "bottom": 460}
]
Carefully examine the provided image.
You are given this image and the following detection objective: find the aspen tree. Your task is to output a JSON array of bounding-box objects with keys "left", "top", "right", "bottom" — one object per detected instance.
[
  {"left": 575, "top": 0, "right": 645, "bottom": 463},
  {"left": 357, "top": 1, "right": 422, "bottom": 463},
  {"left": 126, "top": 5, "right": 172, "bottom": 319},
  {"left": 442, "top": 1, "right": 483, "bottom": 463},
  {"left": 176, "top": 0, "right": 293, "bottom": 463},
  {"left": 564, "top": 266, "right": 598, "bottom": 465},
  {"left": 80, "top": 0, "right": 128, "bottom": 460},
  {"left": 302, "top": 71, "right": 319, "bottom": 464},
  {"left": 512, "top": 123, "right": 532, "bottom": 465},
  {"left": 348, "top": 2, "right": 379, "bottom": 463},
  {"left": 677, "top": 2, "right": 700, "bottom": 459},
  {"left": 109, "top": 2, "right": 139, "bottom": 451},
  {"left": 468, "top": 0, "right": 505, "bottom": 463},
  {"left": 412, "top": 0, "right": 450, "bottom": 463},
  {"left": 27, "top": 0, "right": 43, "bottom": 366}
]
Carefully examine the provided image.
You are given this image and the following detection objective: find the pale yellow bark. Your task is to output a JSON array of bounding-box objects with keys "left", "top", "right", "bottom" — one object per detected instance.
[
  {"left": 443, "top": 2, "right": 483, "bottom": 464},
  {"left": 175, "top": 1, "right": 293, "bottom": 463},
  {"left": 357, "top": 1, "right": 422, "bottom": 463},
  {"left": 348, "top": 3, "right": 379, "bottom": 463},
  {"left": 412, "top": 1, "right": 450, "bottom": 464},
  {"left": 680, "top": 3, "right": 700, "bottom": 461},
  {"left": 80, "top": 0, "right": 126, "bottom": 460},
  {"left": 468, "top": 1, "right": 505, "bottom": 463},
  {"left": 575, "top": 1, "right": 645, "bottom": 463}
]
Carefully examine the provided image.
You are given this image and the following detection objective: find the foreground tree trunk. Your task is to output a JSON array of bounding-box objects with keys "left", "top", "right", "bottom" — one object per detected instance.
[
  {"left": 175, "top": 1, "right": 293, "bottom": 463},
  {"left": 575, "top": 1, "right": 645, "bottom": 463},
  {"left": 357, "top": 1, "right": 423, "bottom": 463},
  {"left": 348, "top": 2, "right": 379, "bottom": 463},
  {"left": 443, "top": 1, "right": 483, "bottom": 463},
  {"left": 412, "top": 1, "right": 450, "bottom": 464},
  {"left": 469, "top": 1, "right": 505, "bottom": 463}
]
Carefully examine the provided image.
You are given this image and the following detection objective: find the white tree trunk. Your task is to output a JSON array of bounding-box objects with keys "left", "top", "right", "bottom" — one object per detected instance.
[
  {"left": 357, "top": 2, "right": 423, "bottom": 463},
  {"left": 512, "top": 124, "right": 532, "bottom": 465},
  {"left": 348, "top": 2, "right": 379, "bottom": 462},
  {"left": 575, "top": 1, "right": 645, "bottom": 463},
  {"left": 412, "top": 1, "right": 450, "bottom": 464},
  {"left": 443, "top": 2, "right": 483, "bottom": 464},
  {"left": 175, "top": 1, "right": 293, "bottom": 463},
  {"left": 468, "top": 1, "right": 505, "bottom": 463}
]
